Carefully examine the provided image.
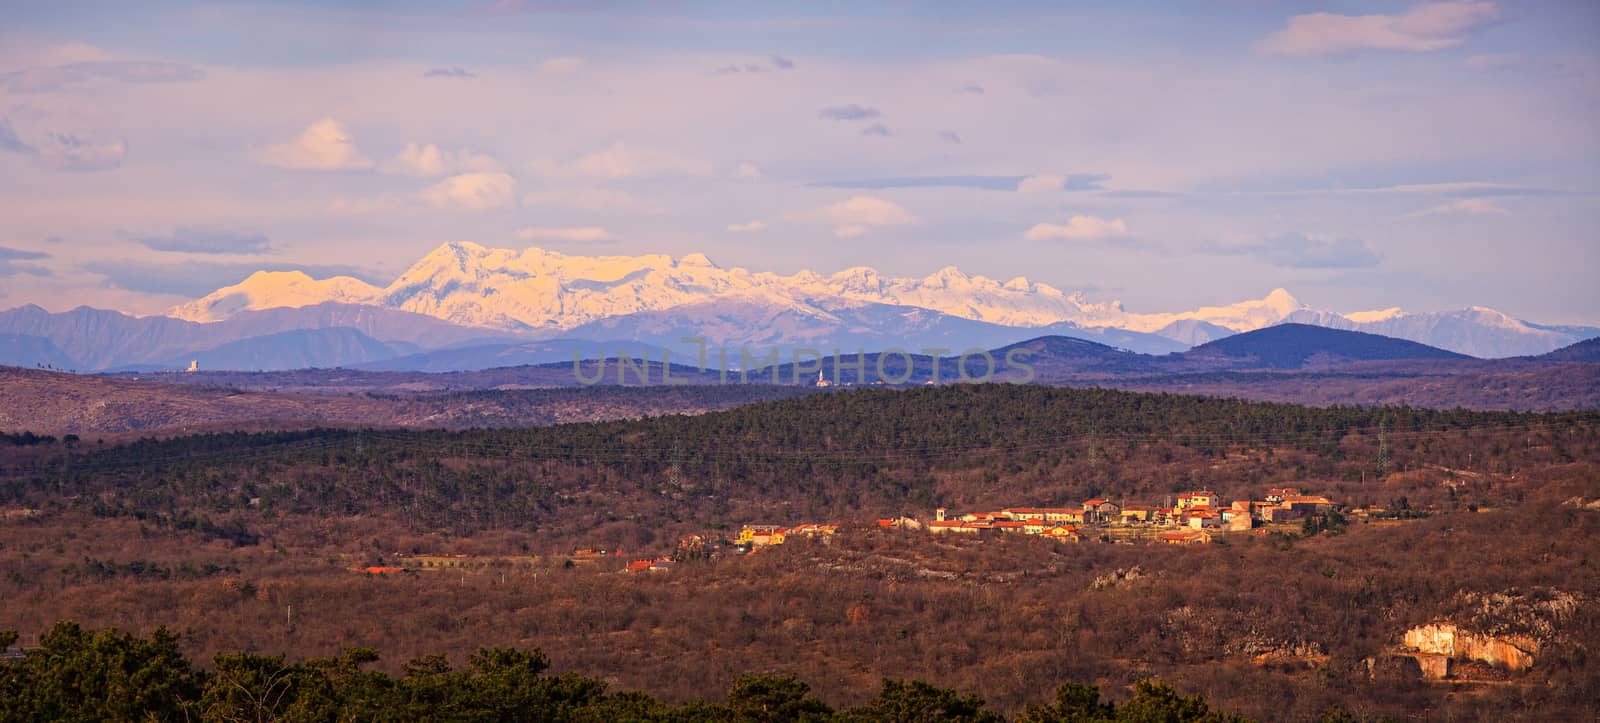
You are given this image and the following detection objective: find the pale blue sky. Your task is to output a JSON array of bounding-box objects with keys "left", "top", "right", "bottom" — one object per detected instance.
[{"left": 0, "top": 1, "right": 1596, "bottom": 323}]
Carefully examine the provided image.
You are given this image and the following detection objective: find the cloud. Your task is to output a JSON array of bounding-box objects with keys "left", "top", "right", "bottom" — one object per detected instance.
[
  {"left": 1231, "top": 232, "right": 1381, "bottom": 269},
  {"left": 0, "top": 241, "right": 50, "bottom": 277},
  {"left": 132, "top": 227, "right": 272, "bottom": 255},
  {"left": 0, "top": 246, "right": 49, "bottom": 261},
  {"left": 812, "top": 176, "right": 1023, "bottom": 191},
  {"left": 1024, "top": 215, "right": 1130, "bottom": 242},
  {"left": 726, "top": 220, "right": 766, "bottom": 233},
  {"left": 1017, "top": 173, "right": 1113, "bottom": 192},
  {"left": 34, "top": 133, "right": 126, "bottom": 172},
  {"left": 1, "top": 60, "right": 204, "bottom": 93},
  {"left": 0, "top": 118, "right": 26, "bottom": 153},
  {"left": 83, "top": 260, "right": 382, "bottom": 297},
  {"left": 733, "top": 162, "right": 762, "bottom": 179},
  {"left": 0, "top": 119, "right": 124, "bottom": 171},
  {"left": 0, "top": 261, "right": 51, "bottom": 278},
  {"left": 818, "top": 104, "right": 882, "bottom": 121},
  {"left": 515, "top": 226, "right": 614, "bottom": 243},
  {"left": 556, "top": 142, "right": 714, "bottom": 179},
  {"left": 713, "top": 55, "right": 795, "bottom": 75},
  {"left": 423, "top": 66, "right": 476, "bottom": 78},
  {"left": 1258, "top": 1, "right": 1499, "bottom": 57},
  {"left": 1099, "top": 189, "right": 1184, "bottom": 199},
  {"left": 1407, "top": 198, "right": 1509, "bottom": 217},
  {"left": 1017, "top": 174, "right": 1065, "bottom": 193},
  {"left": 956, "top": 84, "right": 985, "bottom": 95},
  {"left": 860, "top": 123, "right": 892, "bottom": 137},
  {"left": 1248, "top": 181, "right": 1568, "bottom": 199},
  {"left": 382, "top": 143, "right": 503, "bottom": 177},
  {"left": 938, "top": 130, "right": 962, "bottom": 144},
  {"left": 540, "top": 56, "right": 584, "bottom": 73},
  {"left": 418, "top": 172, "right": 517, "bottom": 212},
  {"left": 1063, "top": 174, "right": 1112, "bottom": 191},
  {"left": 792, "top": 195, "right": 919, "bottom": 238},
  {"left": 255, "top": 118, "right": 372, "bottom": 170},
  {"left": 332, "top": 172, "right": 518, "bottom": 215}
]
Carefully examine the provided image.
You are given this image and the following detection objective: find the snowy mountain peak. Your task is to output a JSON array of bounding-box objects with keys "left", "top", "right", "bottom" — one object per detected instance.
[
  {"left": 170, "top": 270, "right": 382, "bottom": 323},
  {"left": 679, "top": 252, "right": 719, "bottom": 268},
  {"left": 1346, "top": 307, "right": 1405, "bottom": 323},
  {"left": 1263, "top": 288, "right": 1303, "bottom": 315},
  {"left": 922, "top": 265, "right": 971, "bottom": 287}
]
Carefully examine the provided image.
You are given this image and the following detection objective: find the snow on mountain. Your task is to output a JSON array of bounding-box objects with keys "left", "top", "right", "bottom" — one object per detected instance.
[
  {"left": 167, "top": 242, "right": 1310, "bottom": 337},
  {"left": 171, "top": 270, "right": 382, "bottom": 322},
  {"left": 157, "top": 242, "right": 1593, "bottom": 358},
  {"left": 1281, "top": 307, "right": 1583, "bottom": 358}
]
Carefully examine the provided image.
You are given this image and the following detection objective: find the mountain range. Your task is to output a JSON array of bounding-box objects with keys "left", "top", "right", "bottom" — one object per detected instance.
[
  {"left": 3, "top": 242, "right": 1596, "bottom": 371},
  {"left": 9, "top": 324, "right": 1596, "bottom": 435}
]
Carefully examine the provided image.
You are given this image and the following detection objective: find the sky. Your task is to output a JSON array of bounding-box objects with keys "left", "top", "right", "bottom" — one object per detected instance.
[{"left": 0, "top": 0, "right": 1596, "bottom": 324}]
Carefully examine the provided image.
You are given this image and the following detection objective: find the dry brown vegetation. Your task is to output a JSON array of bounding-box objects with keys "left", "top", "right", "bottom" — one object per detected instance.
[{"left": 2, "top": 384, "right": 1598, "bottom": 720}]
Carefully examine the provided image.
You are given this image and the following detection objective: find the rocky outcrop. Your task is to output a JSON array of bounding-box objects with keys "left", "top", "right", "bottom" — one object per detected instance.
[
  {"left": 1398, "top": 587, "right": 1582, "bottom": 679},
  {"left": 1402, "top": 623, "right": 1537, "bottom": 675}
]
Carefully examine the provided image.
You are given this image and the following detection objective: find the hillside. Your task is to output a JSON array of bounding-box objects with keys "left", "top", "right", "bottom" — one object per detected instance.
[
  {"left": 0, "top": 366, "right": 808, "bottom": 435},
  {"left": 1182, "top": 323, "right": 1470, "bottom": 369},
  {"left": 2, "top": 385, "right": 1597, "bottom": 719},
  {"left": 1539, "top": 337, "right": 1600, "bottom": 362},
  {"left": 157, "top": 327, "right": 402, "bottom": 371}
]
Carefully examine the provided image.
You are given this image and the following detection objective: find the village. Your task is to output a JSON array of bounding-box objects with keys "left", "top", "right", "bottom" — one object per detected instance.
[
  {"left": 901, "top": 486, "right": 1339, "bottom": 545},
  {"left": 351, "top": 487, "right": 1341, "bottom": 577}
]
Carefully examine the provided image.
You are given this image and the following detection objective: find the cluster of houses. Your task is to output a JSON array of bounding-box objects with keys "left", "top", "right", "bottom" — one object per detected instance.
[
  {"left": 733, "top": 522, "right": 839, "bottom": 551},
  {"left": 621, "top": 522, "right": 841, "bottom": 573},
  {"left": 906, "top": 487, "right": 1337, "bottom": 545}
]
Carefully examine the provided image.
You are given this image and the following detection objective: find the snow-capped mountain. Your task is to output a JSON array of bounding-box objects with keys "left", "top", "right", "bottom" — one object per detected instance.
[
  {"left": 171, "top": 242, "right": 1312, "bottom": 335},
  {"left": 171, "top": 271, "right": 384, "bottom": 323},
  {"left": 1282, "top": 307, "right": 1585, "bottom": 358},
  {"left": 158, "top": 242, "right": 1595, "bottom": 359}
]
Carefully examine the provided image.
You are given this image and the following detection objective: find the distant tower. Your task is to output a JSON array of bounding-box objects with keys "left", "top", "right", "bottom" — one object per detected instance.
[
  {"left": 815, "top": 369, "right": 832, "bottom": 387},
  {"left": 935, "top": 507, "right": 947, "bottom": 522},
  {"left": 186, "top": 359, "right": 199, "bottom": 373}
]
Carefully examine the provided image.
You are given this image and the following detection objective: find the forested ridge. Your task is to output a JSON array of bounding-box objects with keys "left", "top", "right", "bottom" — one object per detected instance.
[{"left": 4, "top": 385, "right": 1595, "bottom": 541}]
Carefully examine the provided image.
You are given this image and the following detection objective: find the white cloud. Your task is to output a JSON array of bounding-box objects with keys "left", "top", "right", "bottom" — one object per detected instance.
[
  {"left": 1407, "top": 198, "right": 1509, "bottom": 217},
  {"left": 255, "top": 118, "right": 371, "bottom": 170},
  {"left": 1023, "top": 215, "right": 1130, "bottom": 242},
  {"left": 734, "top": 162, "right": 762, "bottom": 179},
  {"left": 1016, "top": 174, "right": 1065, "bottom": 193},
  {"left": 515, "top": 226, "right": 614, "bottom": 243},
  {"left": 726, "top": 220, "right": 766, "bottom": 233},
  {"left": 418, "top": 172, "right": 517, "bottom": 212},
  {"left": 792, "top": 195, "right": 919, "bottom": 238},
  {"left": 382, "top": 142, "right": 503, "bottom": 177},
  {"left": 1257, "top": 1, "right": 1499, "bottom": 57}
]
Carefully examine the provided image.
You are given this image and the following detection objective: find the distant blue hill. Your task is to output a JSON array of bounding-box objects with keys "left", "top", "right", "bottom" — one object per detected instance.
[
  {"left": 1536, "top": 337, "right": 1600, "bottom": 363},
  {"left": 0, "top": 333, "right": 78, "bottom": 370},
  {"left": 1183, "top": 323, "right": 1470, "bottom": 369}
]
